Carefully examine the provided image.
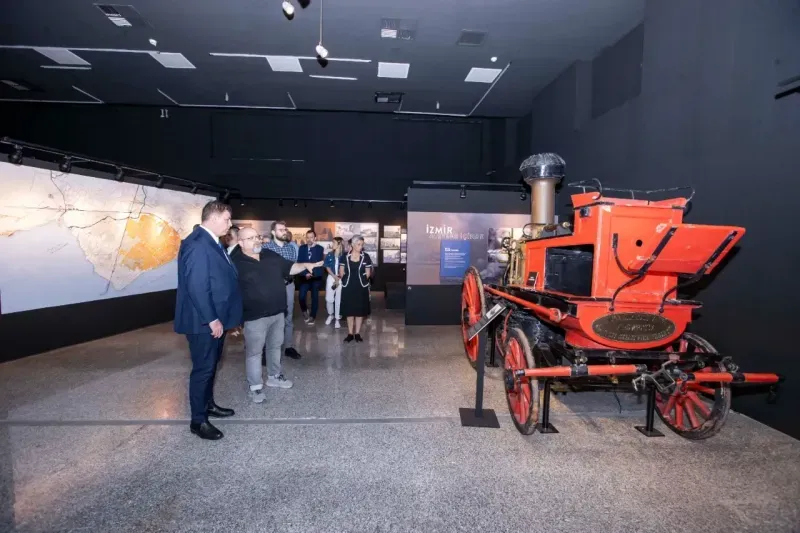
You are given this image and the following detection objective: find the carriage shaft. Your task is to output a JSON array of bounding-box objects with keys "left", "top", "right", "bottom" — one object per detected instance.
[
  {"left": 684, "top": 372, "right": 782, "bottom": 384},
  {"left": 515, "top": 364, "right": 647, "bottom": 379}
]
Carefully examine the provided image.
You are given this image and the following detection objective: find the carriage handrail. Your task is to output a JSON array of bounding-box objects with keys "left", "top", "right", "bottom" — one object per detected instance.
[{"left": 567, "top": 180, "right": 696, "bottom": 204}]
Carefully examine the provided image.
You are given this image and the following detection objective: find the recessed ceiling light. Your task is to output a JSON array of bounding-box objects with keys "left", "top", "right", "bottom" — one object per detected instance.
[
  {"left": 33, "top": 47, "right": 90, "bottom": 66},
  {"left": 149, "top": 52, "right": 195, "bottom": 69},
  {"left": 378, "top": 62, "right": 410, "bottom": 79},
  {"left": 490, "top": 56, "right": 497, "bottom": 62},
  {"left": 465, "top": 67, "right": 501, "bottom": 83},
  {"left": 266, "top": 56, "right": 303, "bottom": 73}
]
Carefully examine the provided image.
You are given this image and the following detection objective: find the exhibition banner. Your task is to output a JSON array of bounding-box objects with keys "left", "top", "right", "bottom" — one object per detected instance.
[
  {"left": 0, "top": 161, "right": 215, "bottom": 314},
  {"left": 406, "top": 211, "right": 530, "bottom": 286}
]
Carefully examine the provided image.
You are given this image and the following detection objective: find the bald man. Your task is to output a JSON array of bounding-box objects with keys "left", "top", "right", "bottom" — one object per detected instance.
[{"left": 231, "top": 227, "right": 322, "bottom": 402}]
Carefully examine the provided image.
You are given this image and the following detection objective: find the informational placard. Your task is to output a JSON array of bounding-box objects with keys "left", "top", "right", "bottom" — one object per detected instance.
[{"left": 406, "top": 211, "right": 529, "bottom": 285}]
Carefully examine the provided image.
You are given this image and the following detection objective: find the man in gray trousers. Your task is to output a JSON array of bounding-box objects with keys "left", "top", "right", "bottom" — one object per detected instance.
[{"left": 231, "top": 227, "right": 322, "bottom": 402}]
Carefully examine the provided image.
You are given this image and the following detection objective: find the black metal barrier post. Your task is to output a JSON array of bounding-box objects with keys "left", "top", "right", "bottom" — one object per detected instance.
[
  {"left": 634, "top": 385, "right": 665, "bottom": 437},
  {"left": 535, "top": 380, "right": 559, "bottom": 434},
  {"left": 459, "top": 305, "right": 505, "bottom": 429}
]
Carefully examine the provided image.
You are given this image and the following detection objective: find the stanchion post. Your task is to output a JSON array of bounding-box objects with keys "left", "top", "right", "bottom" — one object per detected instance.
[
  {"left": 634, "top": 384, "right": 665, "bottom": 437},
  {"left": 535, "top": 380, "right": 559, "bottom": 434},
  {"left": 459, "top": 322, "right": 500, "bottom": 428}
]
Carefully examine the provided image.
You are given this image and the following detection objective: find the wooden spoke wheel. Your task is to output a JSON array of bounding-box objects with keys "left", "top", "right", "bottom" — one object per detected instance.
[
  {"left": 655, "top": 332, "right": 731, "bottom": 440},
  {"left": 503, "top": 328, "right": 540, "bottom": 435},
  {"left": 461, "top": 266, "right": 486, "bottom": 369}
]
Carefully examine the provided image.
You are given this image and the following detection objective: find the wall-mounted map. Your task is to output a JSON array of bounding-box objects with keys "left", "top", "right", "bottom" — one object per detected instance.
[{"left": 0, "top": 161, "right": 214, "bottom": 314}]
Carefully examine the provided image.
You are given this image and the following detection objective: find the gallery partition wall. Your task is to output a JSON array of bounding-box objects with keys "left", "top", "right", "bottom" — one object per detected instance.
[{"left": 405, "top": 183, "right": 530, "bottom": 325}]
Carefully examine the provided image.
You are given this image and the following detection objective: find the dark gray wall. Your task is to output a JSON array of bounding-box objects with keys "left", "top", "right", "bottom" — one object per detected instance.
[
  {"left": 525, "top": 0, "right": 800, "bottom": 439},
  {"left": 0, "top": 104, "right": 517, "bottom": 201}
]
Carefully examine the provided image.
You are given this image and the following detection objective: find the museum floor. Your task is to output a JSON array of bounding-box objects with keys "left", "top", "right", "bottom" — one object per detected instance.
[{"left": 1, "top": 296, "right": 798, "bottom": 533}]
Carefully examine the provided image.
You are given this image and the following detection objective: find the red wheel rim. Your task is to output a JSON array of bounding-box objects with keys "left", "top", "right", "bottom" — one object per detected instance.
[
  {"left": 656, "top": 338, "right": 719, "bottom": 431},
  {"left": 505, "top": 338, "right": 532, "bottom": 425},
  {"left": 461, "top": 273, "right": 482, "bottom": 363}
]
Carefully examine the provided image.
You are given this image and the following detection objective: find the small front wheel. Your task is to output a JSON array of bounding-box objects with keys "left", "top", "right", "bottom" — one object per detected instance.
[{"left": 503, "top": 328, "right": 540, "bottom": 435}]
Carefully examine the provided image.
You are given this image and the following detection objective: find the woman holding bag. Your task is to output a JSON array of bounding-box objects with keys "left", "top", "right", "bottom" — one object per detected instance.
[
  {"left": 339, "top": 235, "right": 373, "bottom": 343},
  {"left": 324, "top": 237, "right": 346, "bottom": 329}
]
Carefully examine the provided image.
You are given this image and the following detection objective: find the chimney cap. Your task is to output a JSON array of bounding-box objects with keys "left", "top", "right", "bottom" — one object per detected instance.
[{"left": 519, "top": 152, "right": 565, "bottom": 181}]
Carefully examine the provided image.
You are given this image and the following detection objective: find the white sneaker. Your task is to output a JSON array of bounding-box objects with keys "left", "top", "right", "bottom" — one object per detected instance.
[
  {"left": 325, "top": 316, "right": 333, "bottom": 325},
  {"left": 249, "top": 387, "right": 266, "bottom": 403},
  {"left": 334, "top": 320, "right": 341, "bottom": 329},
  {"left": 267, "top": 374, "right": 293, "bottom": 389}
]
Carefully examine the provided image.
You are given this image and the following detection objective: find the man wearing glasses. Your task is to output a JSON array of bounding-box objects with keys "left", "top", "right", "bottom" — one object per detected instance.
[{"left": 231, "top": 227, "right": 322, "bottom": 402}]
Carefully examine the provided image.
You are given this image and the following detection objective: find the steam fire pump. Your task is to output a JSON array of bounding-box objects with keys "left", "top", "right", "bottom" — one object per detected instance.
[{"left": 461, "top": 153, "right": 782, "bottom": 439}]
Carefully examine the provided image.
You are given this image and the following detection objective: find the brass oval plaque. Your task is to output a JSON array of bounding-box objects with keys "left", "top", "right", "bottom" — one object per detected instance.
[{"left": 591, "top": 313, "right": 676, "bottom": 343}]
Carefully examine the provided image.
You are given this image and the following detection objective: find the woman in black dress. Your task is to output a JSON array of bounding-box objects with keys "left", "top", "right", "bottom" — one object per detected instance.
[{"left": 339, "top": 235, "right": 373, "bottom": 342}]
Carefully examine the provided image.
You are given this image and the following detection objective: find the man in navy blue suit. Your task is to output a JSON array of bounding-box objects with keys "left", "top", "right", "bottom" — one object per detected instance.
[
  {"left": 175, "top": 200, "right": 243, "bottom": 440},
  {"left": 296, "top": 230, "right": 325, "bottom": 325}
]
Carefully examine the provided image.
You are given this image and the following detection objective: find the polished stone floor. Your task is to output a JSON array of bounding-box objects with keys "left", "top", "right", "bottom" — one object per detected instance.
[{"left": 1, "top": 295, "right": 798, "bottom": 533}]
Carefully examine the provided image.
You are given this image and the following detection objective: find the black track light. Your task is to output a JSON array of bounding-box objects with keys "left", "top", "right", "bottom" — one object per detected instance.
[
  {"left": 156, "top": 176, "right": 165, "bottom": 188},
  {"left": 368, "top": 202, "right": 372, "bottom": 209},
  {"left": 293, "top": 199, "right": 298, "bottom": 207},
  {"left": 115, "top": 167, "right": 125, "bottom": 181},
  {"left": 222, "top": 190, "right": 230, "bottom": 202},
  {"left": 330, "top": 200, "right": 335, "bottom": 208},
  {"left": 190, "top": 184, "right": 198, "bottom": 194},
  {"left": 8, "top": 145, "right": 22, "bottom": 165},
  {"left": 460, "top": 186, "right": 466, "bottom": 199},
  {"left": 279, "top": 199, "right": 284, "bottom": 207},
  {"left": 240, "top": 198, "right": 245, "bottom": 207},
  {"left": 520, "top": 190, "right": 527, "bottom": 201},
  {"left": 59, "top": 157, "right": 72, "bottom": 174}
]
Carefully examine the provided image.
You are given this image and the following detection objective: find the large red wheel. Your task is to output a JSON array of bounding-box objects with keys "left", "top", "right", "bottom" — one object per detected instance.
[
  {"left": 503, "top": 328, "right": 540, "bottom": 435},
  {"left": 655, "top": 332, "right": 731, "bottom": 440},
  {"left": 461, "top": 266, "right": 486, "bottom": 368}
]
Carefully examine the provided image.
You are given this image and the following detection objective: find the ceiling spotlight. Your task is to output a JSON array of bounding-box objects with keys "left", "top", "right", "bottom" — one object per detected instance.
[
  {"left": 520, "top": 190, "right": 527, "bottom": 201},
  {"left": 115, "top": 167, "right": 125, "bottom": 181},
  {"left": 368, "top": 202, "right": 372, "bottom": 209},
  {"left": 59, "top": 157, "right": 72, "bottom": 174},
  {"left": 149, "top": 38, "right": 158, "bottom": 47},
  {"left": 460, "top": 186, "right": 466, "bottom": 199},
  {"left": 293, "top": 199, "right": 298, "bottom": 207},
  {"left": 222, "top": 190, "right": 230, "bottom": 202},
  {"left": 190, "top": 184, "right": 198, "bottom": 194},
  {"left": 156, "top": 176, "right": 165, "bottom": 188},
  {"left": 330, "top": 200, "right": 335, "bottom": 208},
  {"left": 316, "top": 43, "right": 328, "bottom": 59},
  {"left": 8, "top": 145, "right": 22, "bottom": 165},
  {"left": 282, "top": 0, "right": 294, "bottom": 16},
  {"left": 278, "top": 199, "right": 284, "bottom": 207},
  {"left": 240, "top": 199, "right": 245, "bottom": 207},
  {"left": 490, "top": 56, "right": 498, "bottom": 63}
]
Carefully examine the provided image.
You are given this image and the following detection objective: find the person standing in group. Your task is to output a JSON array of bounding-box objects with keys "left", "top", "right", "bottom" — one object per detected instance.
[
  {"left": 296, "top": 230, "right": 325, "bottom": 325},
  {"left": 339, "top": 234, "right": 373, "bottom": 343},
  {"left": 262, "top": 221, "right": 303, "bottom": 360},
  {"left": 232, "top": 227, "right": 323, "bottom": 402},
  {"left": 174, "top": 200, "right": 243, "bottom": 441},
  {"left": 324, "top": 237, "right": 346, "bottom": 329},
  {"left": 225, "top": 225, "right": 240, "bottom": 255}
]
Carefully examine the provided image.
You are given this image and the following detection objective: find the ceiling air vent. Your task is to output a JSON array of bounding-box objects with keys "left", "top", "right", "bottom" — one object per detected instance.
[
  {"left": 94, "top": 4, "right": 150, "bottom": 28},
  {"left": 380, "top": 18, "right": 417, "bottom": 41},
  {"left": 457, "top": 30, "right": 487, "bottom": 46},
  {"left": 374, "top": 92, "right": 403, "bottom": 104}
]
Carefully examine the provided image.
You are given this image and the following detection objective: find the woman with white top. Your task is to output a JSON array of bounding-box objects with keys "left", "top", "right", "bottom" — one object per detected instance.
[
  {"left": 339, "top": 235, "right": 373, "bottom": 342},
  {"left": 323, "top": 237, "right": 345, "bottom": 329}
]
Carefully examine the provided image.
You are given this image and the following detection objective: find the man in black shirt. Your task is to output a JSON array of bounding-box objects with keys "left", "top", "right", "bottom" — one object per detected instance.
[{"left": 232, "top": 227, "right": 322, "bottom": 403}]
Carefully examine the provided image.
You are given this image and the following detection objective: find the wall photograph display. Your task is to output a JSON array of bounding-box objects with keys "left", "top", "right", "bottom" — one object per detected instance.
[
  {"left": 315, "top": 221, "right": 380, "bottom": 264},
  {"left": 0, "top": 161, "right": 215, "bottom": 314}
]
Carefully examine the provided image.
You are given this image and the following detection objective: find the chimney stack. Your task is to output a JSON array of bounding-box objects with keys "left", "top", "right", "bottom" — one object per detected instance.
[{"left": 519, "top": 153, "right": 565, "bottom": 227}]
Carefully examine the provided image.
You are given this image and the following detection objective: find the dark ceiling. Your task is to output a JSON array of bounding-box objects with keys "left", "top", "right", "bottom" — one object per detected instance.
[{"left": 0, "top": 0, "right": 644, "bottom": 117}]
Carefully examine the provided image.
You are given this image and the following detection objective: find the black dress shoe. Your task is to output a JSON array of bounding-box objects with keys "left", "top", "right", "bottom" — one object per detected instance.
[
  {"left": 190, "top": 421, "right": 224, "bottom": 440},
  {"left": 344, "top": 334, "right": 354, "bottom": 343},
  {"left": 284, "top": 347, "right": 302, "bottom": 360},
  {"left": 261, "top": 355, "right": 267, "bottom": 367},
  {"left": 207, "top": 403, "right": 235, "bottom": 418},
  {"left": 355, "top": 334, "right": 363, "bottom": 343}
]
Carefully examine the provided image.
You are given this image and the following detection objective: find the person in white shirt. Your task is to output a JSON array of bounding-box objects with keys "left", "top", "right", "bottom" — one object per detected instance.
[
  {"left": 324, "top": 237, "right": 345, "bottom": 328},
  {"left": 225, "top": 226, "right": 240, "bottom": 255}
]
